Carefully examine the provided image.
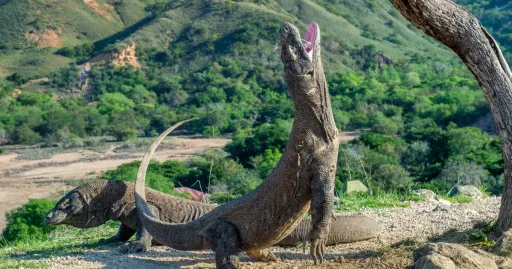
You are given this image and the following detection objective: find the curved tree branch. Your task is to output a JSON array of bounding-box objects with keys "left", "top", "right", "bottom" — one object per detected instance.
[{"left": 388, "top": 0, "right": 512, "bottom": 232}]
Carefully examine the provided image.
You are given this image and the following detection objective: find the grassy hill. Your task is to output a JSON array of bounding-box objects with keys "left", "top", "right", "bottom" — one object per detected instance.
[
  {"left": 0, "top": 0, "right": 153, "bottom": 77},
  {"left": 0, "top": 0, "right": 454, "bottom": 79},
  {"left": 0, "top": 0, "right": 507, "bottom": 199}
]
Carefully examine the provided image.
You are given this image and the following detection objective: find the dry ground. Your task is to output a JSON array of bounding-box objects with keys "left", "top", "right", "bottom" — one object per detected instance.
[
  {"left": 0, "top": 132, "right": 360, "bottom": 231},
  {"left": 10, "top": 197, "right": 501, "bottom": 268},
  {"left": 0, "top": 137, "right": 230, "bottom": 230}
]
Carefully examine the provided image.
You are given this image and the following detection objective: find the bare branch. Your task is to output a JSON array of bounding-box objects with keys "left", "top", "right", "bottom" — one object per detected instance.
[{"left": 388, "top": 0, "right": 512, "bottom": 232}]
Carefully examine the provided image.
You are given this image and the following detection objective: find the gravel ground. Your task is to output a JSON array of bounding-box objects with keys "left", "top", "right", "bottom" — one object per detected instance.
[{"left": 16, "top": 197, "right": 502, "bottom": 268}]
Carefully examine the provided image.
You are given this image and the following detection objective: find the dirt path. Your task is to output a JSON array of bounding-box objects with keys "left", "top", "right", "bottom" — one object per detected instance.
[
  {"left": 0, "top": 137, "right": 230, "bottom": 231},
  {"left": 13, "top": 197, "right": 500, "bottom": 268}
]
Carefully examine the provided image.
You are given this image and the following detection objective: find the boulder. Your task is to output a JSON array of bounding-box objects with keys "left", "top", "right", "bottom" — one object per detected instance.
[
  {"left": 495, "top": 229, "right": 512, "bottom": 255},
  {"left": 342, "top": 180, "right": 368, "bottom": 194},
  {"left": 414, "top": 242, "right": 512, "bottom": 269},
  {"left": 447, "top": 185, "right": 483, "bottom": 199},
  {"left": 413, "top": 189, "right": 437, "bottom": 202}
]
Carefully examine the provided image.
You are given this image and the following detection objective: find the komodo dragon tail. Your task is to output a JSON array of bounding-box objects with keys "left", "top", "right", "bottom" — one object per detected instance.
[
  {"left": 276, "top": 215, "right": 380, "bottom": 246},
  {"left": 135, "top": 118, "right": 208, "bottom": 251}
]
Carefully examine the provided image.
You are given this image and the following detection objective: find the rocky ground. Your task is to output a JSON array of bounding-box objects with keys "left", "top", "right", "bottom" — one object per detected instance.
[{"left": 12, "top": 197, "right": 501, "bottom": 268}]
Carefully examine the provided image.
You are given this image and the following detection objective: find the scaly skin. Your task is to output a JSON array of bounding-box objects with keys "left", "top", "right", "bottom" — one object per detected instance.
[
  {"left": 45, "top": 180, "right": 214, "bottom": 253},
  {"left": 134, "top": 22, "right": 339, "bottom": 268},
  {"left": 45, "top": 180, "right": 379, "bottom": 256}
]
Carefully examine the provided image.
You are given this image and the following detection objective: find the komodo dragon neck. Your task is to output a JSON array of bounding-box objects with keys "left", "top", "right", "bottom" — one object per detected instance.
[{"left": 135, "top": 22, "right": 339, "bottom": 266}]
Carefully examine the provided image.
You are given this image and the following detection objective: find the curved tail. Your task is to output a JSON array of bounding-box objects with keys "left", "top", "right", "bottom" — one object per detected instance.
[{"left": 135, "top": 119, "right": 208, "bottom": 250}]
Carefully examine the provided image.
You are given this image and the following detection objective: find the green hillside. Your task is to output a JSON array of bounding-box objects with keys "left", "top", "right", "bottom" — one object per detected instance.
[
  {"left": 0, "top": 0, "right": 153, "bottom": 77},
  {"left": 0, "top": 0, "right": 509, "bottom": 197},
  {"left": 0, "top": 0, "right": 453, "bottom": 79}
]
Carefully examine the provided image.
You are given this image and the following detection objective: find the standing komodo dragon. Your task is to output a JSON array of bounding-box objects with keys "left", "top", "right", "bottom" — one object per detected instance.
[
  {"left": 135, "top": 22, "right": 340, "bottom": 268},
  {"left": 45, "top": 180, "right": 380, "bottom": 258}
]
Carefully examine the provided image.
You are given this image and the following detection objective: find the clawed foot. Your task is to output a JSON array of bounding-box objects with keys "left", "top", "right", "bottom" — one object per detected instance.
[
  {"left": 120, "top": 240, "right": 149, "bottom": 253},
  {"left": 265, "top": 252, "right": 279, "bottom": 262},
  {"left": 303, "top": 237, "right": 326, "bottom": 265}
]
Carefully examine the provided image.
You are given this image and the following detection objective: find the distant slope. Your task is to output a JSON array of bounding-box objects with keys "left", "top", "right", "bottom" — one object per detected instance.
[
  {"left": 0, "top": 0, "right": 457, "bottom": 79},
  {"left": 0, "top": 0, "right": 151, "bottom": 78},
  {"left": 126, "top": 0, "right": 454, "bottom": 78}
]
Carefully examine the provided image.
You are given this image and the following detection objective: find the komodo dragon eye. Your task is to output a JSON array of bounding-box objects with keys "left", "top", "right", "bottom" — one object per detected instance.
[{"left": 59, "top": 200, "right": 69, "bottom": 209}]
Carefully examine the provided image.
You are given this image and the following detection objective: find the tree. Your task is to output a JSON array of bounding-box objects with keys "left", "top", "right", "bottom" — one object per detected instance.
[{"left": 388, "top": 0, "right": 512, "bottom": 232}]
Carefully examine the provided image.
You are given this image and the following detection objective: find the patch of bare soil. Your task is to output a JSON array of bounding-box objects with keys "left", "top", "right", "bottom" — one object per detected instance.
[
  {"left": 25, "top": 28, "right": 62, "bottom": 48},
  {"left": 83, "top": 0, "right": 114, "bottom": 20},
  {"left": 88, "top": 42, "right": 141, "bottom": 68},
  {"left": 14, "top": 197, "right": 501, "bottom": 268},
  {"left": 0, "top": 137, "right": 230, "bottom": 231}
]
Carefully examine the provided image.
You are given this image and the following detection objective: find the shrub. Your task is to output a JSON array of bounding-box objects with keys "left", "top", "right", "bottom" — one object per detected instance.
[
  {"left": 209, "top": 192, "right": 238, "bottom": 204},
  {"left": 102, "top": 161, "right": 187, "bottom": 196},
  {"left": 437, "top": 160, "right": 491, "bottom": 186},
  {"left": 0, "top": 147, "right": 6, "bottom": 154},
  {"left": 13, "top": 124, "right": 42, "bottom": 145},
  {"left": 1, "top": 199, "right": 56, "bottom": 244},
  {"left": 373, "top": 164, "right": 413, "bottom": 190},
  {"left": 227, "top": 169, "right": 262, "bottom": 196}
]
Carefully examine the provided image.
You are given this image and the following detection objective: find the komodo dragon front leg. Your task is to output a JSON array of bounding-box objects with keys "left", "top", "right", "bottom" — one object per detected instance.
[
  {"left": 98, "top": 223, "right": 136, "bottom": 244},
  {"left": 308, "top": 151, "right": 337, "bottom": 264}
]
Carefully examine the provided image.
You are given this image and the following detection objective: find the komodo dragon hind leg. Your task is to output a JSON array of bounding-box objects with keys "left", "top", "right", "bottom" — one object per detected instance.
[
  {"left": 99, "top": 223, "right": 136, "bottom": 244},
  {"left": 213, "top": 222, "right": 241, "bottom": 269}
]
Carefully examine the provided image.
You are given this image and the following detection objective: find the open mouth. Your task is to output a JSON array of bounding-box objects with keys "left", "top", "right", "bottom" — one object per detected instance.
[{"left": 303, "top": 22, "right": 319, "bottom": 60}]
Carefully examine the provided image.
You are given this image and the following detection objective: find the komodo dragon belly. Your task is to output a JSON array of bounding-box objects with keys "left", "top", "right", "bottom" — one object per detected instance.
[{"left": 222, "top": 161, "right": 314, "bottom": 250}]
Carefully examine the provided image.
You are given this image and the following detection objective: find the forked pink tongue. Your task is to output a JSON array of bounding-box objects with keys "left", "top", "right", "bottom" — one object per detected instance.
[{"left": 305, "top": 22, "right": 318, "bottom": 58}]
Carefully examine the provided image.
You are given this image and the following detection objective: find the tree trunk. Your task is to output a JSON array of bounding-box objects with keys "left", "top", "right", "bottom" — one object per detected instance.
[{"left": 387, "top": 0, "right": 512, "bottom": 232}]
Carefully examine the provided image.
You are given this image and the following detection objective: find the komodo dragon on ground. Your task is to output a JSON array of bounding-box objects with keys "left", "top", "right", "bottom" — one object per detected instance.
[
  {"left": 134, "top": 21, "right": 341, "bottom": 268},
  {"left": 45, "top": 180, "right": 380, "bottom": 257}
]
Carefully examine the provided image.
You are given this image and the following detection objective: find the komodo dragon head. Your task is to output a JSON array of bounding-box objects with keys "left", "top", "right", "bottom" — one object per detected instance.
[
  {"left": 280, "top": 22, "right": 337, "bottom": 142},
  {"left": 45, "top": 181, "right": 126, "bottom": 228},
  {"left": 44, "top": 190, "right": 91, "bottom": 227}
]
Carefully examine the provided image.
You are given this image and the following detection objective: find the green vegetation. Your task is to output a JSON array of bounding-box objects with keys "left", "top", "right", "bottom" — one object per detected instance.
[
  {"left": 0, "top": 219, "right": 118, "bottom": 269},
  {"left": 334, "top": 191, "right": 422, "bottom": 212},
  {"left": 0, "top": 0, "right": 504, "bottom": 197},
  {"left": 0, "top": 0, "right": 509, "bottom": 266},
  {"left": 1, "top": 199, "right": 56, "bottom": 244}
]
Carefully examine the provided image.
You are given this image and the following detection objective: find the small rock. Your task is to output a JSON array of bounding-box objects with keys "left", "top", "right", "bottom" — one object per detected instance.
[
  {"left": 413, "top": 189, "right": 437, "bottom": 202},
  {"left": 335, "top": 256, "right": 345, "bottom": 263},
  {"left": 414, "top": 243, "right": 499, "bottom": 269},
  {"left": 415, "top": 253, "right": 457, "bottom": 269},
  {"left": 495, "top": 229, "right": 512, "bottom": 255},
  {"left": 465, "top": 209, "right": 479, "bottom": 216},
  {"left": 447, "top": 185, "right": 483, "bottom": 199},
  {"left": 436, "top": 198, "right": 452, "bottom": 206},
  {"left": 432, "top": 204, "right": 450, "bottom": 212}
]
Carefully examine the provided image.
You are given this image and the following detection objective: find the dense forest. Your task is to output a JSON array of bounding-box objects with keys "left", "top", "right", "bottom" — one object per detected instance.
[{"left": 0, "top": 0, "right": 510, "bottom": 199}]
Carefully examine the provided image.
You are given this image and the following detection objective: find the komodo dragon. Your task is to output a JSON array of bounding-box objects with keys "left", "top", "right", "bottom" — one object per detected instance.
[
  {"left": 45, "top": 180, "right": 379, "bottom": 257},
  {"left": 134, "top": 22, "right": 340, "bottom": 268}
]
